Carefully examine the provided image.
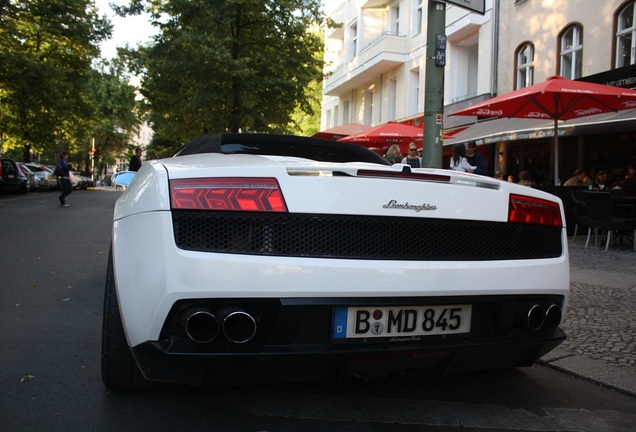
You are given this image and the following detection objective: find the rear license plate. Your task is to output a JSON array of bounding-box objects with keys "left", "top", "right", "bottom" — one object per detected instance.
[{"left": 332, "top": 305, "right": 472, "bottom": 339}]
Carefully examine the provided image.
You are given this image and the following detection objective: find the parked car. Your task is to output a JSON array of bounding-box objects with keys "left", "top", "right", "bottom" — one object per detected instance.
[
  {"left": 102, "top": 134, "right": 570, "bottom": 389},
  {"left": 79, "top": 173, "right": 94, "bottom": 189},
  {"left": 15, "top": 162, "right": 35, "bottom": 193},
  {"left": 70, "top": 171, "right": 82, "bottom": 189},
  {"left": 71, "top": 171, "right": 94, "bottom": 189},
  {"left": 16, "top": 162, "right": 37, "bottom": 191},
  {"left": 0, "top": 158, "right": 22, "bottom": 194},
  {"left": 46, "top": 165, "right": 66, "bottom": 190},
  {"left": 23, "top": 163, "right": 58, "bottom": 190}
]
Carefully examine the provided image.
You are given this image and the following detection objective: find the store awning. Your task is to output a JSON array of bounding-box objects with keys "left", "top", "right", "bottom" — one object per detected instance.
[{"left": 445, "top": 107, "right": 636, "bottom": 145}]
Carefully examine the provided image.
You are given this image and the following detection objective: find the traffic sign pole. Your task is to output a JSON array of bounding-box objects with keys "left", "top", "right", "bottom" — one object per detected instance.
[{"left": 422, "top": 1, "right": 446, "bottom": 169}]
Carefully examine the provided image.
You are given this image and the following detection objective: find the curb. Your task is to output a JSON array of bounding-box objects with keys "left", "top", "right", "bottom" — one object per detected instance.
[{"left": 539, "top": 347, "right": 636, "bottom": 397}]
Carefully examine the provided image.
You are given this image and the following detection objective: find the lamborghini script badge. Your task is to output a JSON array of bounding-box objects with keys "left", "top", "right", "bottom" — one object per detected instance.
[{"left": 382, "top": 200, "right": 437, "bottom": 212}]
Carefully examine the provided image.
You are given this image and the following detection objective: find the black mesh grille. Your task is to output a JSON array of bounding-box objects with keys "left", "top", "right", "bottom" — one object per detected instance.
[{"left": 172, "top": 211, "right": 563, "bottom": 260}]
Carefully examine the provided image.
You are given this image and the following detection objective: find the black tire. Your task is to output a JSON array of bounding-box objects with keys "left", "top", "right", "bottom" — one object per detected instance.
[{"left": 101, "top": 246, "right": 154, "bottom": 389}]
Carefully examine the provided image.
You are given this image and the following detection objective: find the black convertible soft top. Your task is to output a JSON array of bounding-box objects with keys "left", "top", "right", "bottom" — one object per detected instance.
[{"left": 176, "top": 134, "right": 390, "bottom": 165}]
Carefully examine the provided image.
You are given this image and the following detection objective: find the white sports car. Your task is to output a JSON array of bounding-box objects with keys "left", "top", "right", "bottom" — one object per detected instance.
[{"left": 102, "top": 133, "right": 569, "bottom": 389}]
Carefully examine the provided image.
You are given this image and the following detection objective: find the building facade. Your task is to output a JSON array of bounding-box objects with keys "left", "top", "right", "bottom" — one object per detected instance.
[
  {"left": 322, "top": 0, "right": 494, "bottom": 131},
  {"left": 321, "top": 0, "right": 636, "bottom": 185}
]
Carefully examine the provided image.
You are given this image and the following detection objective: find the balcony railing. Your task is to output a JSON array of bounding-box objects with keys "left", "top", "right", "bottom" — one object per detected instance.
[{"left": 323, "top": 32, "right": 407, "bottom": 96}]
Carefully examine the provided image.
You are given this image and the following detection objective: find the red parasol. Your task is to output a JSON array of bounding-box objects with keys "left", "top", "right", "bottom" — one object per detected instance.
[
  {"left": 451, "top": 75, "right": 636, "bottom": 184},
  {"left": 312, "top": 123, "right": 372, "bottom": 141},
  {"left": 337, "top": 121, "right": 423, "bottom": 154}
]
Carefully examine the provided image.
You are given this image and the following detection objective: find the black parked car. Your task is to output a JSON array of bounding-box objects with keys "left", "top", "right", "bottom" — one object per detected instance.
[{"left": 0, "top": 158, "right": 22, "bottom": 194}]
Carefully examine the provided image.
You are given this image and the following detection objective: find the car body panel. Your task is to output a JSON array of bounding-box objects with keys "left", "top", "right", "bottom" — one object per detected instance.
[
  {"left": 16, "top": 162, "right": 37, "bottom": 192},
  {"left": 116, "top": 154, "right": 544, "bottom": 222},
  {"left": 23, "top": 163, "right": 57, "bottom": 189},
  {"left": 113, "top": 210, "right": 568, "bottom": 346},
  {"left": 106, "top": 134, "right": 570, "bottom": 387},
  {"left": 0, "top": 158, "right": 22, "bottom": 194}
]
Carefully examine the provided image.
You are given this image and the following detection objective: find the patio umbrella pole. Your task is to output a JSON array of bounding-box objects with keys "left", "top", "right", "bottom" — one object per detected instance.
[{"left": 553, "top": 119, "right": 559, "bottom": 186}]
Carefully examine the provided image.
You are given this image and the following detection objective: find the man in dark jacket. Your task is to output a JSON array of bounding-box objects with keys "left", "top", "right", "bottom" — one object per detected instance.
[
  {"left": 129, "top": 147, "right": 142, "bottom": 172},
  {"left": 622, "top": 162, "right": 636, "bottom": 195},
  {"left": 57, "top": 151, "right": 72, "bottom": 206},
  {"left": 464, "top": 141, "right": 488, "bottom": 176}
]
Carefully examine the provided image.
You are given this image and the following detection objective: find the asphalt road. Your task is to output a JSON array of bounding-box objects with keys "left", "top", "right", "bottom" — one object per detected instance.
[{"left": 1, "top": 188, "right": 635, "bottom": 432}]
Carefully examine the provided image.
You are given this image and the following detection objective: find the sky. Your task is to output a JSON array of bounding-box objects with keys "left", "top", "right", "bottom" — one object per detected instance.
[{"left": 96, "top": 0, "right": 156, "bottom": 59}]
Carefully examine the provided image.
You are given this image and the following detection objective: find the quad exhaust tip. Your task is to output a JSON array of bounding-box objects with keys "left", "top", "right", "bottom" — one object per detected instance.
[
  {"left": 181, "top": 307, "right": 219, "bottom": 344},
  {"left": 180, "top": 307, "right": 257, "bottom": 344},
  {"left": 543, "top": 303, "right": 562, "bottom": 329},
  {"left": 516, "top": 302, "right": 562, "bottom": 331},
  {"left": 219, "top": 308, "right": 257, "bottom": 344}
]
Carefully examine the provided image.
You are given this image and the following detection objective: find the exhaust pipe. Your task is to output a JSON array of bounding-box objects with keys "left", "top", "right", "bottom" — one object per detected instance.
[
  {"left": 543, "top": 304, "right": 562, "bottom": 329},
  {"left": 219, "top": 308, "right": 257, "bottom": 343},
  {"left": 181, "top": 307, "right": 219, "bottom": 343},
  {"left": 516, "top": 303, "right": 544, "bottom": 331}
]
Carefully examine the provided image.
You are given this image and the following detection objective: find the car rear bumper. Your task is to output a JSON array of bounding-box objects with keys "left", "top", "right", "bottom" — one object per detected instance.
[{"left": 131, "top": 329, "right": 566, "bottom": 386}]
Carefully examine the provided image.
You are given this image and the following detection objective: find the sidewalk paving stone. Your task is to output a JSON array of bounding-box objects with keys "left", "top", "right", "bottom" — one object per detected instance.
[{"left": 538, "top": 237, "right": 636, "bottom": 397}]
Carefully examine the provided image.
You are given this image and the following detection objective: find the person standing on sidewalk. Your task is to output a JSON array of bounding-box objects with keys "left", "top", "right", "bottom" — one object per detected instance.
[
  {"left": 464, "top": 141, "right": 488, "bottom": 175},
  {"left": 57, "top": 151, "right": 72, "bottom": 207},
  {"left": 129, "top": 147, "right": 142, "bottom": 172},
  {"left": 400, "top": 142, "right": 422, "bottom": 168}
]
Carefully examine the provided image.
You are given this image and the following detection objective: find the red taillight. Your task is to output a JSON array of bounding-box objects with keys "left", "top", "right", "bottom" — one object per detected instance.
[
  {"left": 508, "top": 194, "right": 562, "bottom": 227},
  {"left": 170, "top": 178, "right": 287, "bottom": 212}
]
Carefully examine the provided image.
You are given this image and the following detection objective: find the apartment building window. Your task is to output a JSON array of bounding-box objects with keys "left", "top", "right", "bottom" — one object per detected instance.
[
  {"left": 408, "top": 68, "right": 420, "bottom": 116},
  {"left": 364, "top": 90, "right": 374, "bottom": 125},
  {"left": 391, "top": 4, "right": 400, "bottom": 34},
  {"left": 515, "top": 43, "right": 534, "bottom": 89},
  {"left": 616, "top": 1, "right": 636, "bottom": 67},
  {"left": 559, "top": 24, "right": 583, "bottom": 79},
  {"left": 334, "top": 105, "right": 339, "bottom": 127},
  {"left": 448, "top": 34, "right": 478, "bottom": 102},
  {"left": 414, "top": 0, "right": 423, "bottom": 35},
  {"left": 348, "top": 21, "right": 358, "bottom": 61},
  {"left": 343, "top": 100, "right": 350, "bottom": 124},
  {"left": 326, "top": 109, "right": 332, "bottom": 129},
  {"left": 387, "top": 78, "right": 397, "bottom": 121}
]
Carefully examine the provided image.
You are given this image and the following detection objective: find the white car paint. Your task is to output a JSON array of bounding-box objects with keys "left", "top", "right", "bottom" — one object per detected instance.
[{"left": 112, "top": 154, "right": 569, "bottom": 347}]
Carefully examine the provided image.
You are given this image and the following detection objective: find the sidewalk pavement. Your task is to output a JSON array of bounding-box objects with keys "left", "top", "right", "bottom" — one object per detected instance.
[{"left": 538, "top": 235, "right": 636, "bottom": 397}]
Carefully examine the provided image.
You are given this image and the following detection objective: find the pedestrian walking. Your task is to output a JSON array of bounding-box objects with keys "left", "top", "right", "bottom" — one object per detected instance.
[{"left": 57, "top": 151, "right": 72, "bottom": 207}]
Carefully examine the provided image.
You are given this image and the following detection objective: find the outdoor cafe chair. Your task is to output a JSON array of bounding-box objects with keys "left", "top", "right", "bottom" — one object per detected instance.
[
  {"left": 570, "top": 189, "right": 589, "bottom": 241},
  {"left": 583, "top": 191, "right": 635, "bottom": 252}
]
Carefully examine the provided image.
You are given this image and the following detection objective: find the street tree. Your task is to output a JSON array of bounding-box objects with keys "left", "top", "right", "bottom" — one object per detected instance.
[
  {"left": 118, "top": 0, "right": 325, "bottom": 151},
  {"left": 0, "top": 0, "right": 110, "bottom": 162},
  {"left": 87, "top": 59, "right": 140, "bottom": 177}
]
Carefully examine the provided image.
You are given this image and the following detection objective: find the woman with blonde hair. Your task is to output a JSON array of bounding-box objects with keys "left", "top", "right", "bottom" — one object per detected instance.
[{"left": 384, "top": 144, "right": 402, "bottom": 164}]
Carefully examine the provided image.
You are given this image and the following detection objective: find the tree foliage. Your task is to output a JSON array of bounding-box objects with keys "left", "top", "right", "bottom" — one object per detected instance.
[
  {"left": 87, "top": 60, "right": 139, "bottom": 176},
  {"left": 124, "top": 0, "right": 325, "bottom": 151},
  {"left": 0, "top": 0, "right": 111, "bottom": 162}
]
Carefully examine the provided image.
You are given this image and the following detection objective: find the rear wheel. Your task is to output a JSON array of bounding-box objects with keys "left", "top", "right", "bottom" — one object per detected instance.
[{"left": 101, "top": 246, "right": 154, "bottom": 389}]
